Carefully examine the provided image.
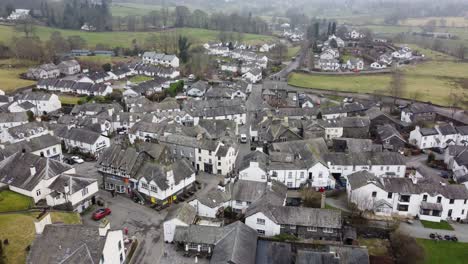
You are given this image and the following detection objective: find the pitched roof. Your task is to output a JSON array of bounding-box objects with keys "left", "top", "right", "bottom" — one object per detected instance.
[
  {"left": 239, "top": 151, "right": 269, "bottom": 172},
  {"left": 55, "top": 127, "right": 104, "bottom": 145},
  {"left": 136, "top": 159, "right": 195, "bottom": 190},
  {"left": 248, "top": 205, "right": 342, "bottom": 228},
  {"left": 164, "top": 203, "right": 196, "bottom": 224},
  {"left": 0, "top": 134, "right": 61, "bottom": 160},
  {"left": 210, "top": 221, "right": 258, "bottom": 264},
  {"left": 0, "top": 112, "right": 28, "bottom": 123},
  {"left": 48, "top": 174, "right": 97, "bottom": 195},
  {"left": 27, "top": 224, "right": 106, "bottom": 264},
  {"left": 376, "top": 124, "right": 405, "bottom": 142},
  {"left": 0, "top": 152, "right": 72, "bottom": 191},
  {"left": 325, "top": 151, "right": 405, "bottom": 166},
  {"left": 348, "top": 170, "right": 468, "bottom": 199}
]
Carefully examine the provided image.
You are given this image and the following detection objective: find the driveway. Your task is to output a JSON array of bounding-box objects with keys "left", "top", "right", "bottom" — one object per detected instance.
[
  {"left": 398, "top": 220, "right": 468, "bottom": 242},
  {"left": 82, "top": 190, "right": 167, "bottom": 264}
]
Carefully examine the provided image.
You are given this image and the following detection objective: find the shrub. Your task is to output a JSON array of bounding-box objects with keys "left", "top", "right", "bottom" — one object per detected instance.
[{"left": 390, "top": 232, "right": 425, "bottom": 264}]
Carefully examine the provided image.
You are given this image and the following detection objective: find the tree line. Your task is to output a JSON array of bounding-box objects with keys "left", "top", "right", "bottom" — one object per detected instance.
[{"left": 39, "top": 0, "right": 112, "bottom": 31}]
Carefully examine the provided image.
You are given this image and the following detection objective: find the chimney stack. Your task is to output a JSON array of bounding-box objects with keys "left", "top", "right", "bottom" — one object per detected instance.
[{"left": 30, "top": 166, "right": 36, "bottom": 176}]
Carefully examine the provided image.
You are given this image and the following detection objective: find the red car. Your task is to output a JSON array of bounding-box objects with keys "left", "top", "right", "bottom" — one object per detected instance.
[{"left": 92, "top": 208, "right": 111, "bottom": 220}]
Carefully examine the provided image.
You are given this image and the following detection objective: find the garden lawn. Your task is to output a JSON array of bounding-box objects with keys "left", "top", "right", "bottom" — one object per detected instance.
[
  {"left": 59, "top": 95, "right": 83, "bottom": 105},
  {"left": 129, "top": 75, "right": 154, "bottom": 83},
  {"left": 77, "top": 56, "right": 136, "bottom": 66},
  {"left": 0, "top": 25, "right": 275, "bottom": 48},
  {"left": 420, "top": 220, "right": 454, "bottom": 230},
  {"left": 0, "top": 212, "right": 81, "bottom": 264},
  {"left": 0, "top": 190, "right": 33, "bottom": 213},
  {"left": 417, "top": 238, "right": 468, "bottom": 264}
]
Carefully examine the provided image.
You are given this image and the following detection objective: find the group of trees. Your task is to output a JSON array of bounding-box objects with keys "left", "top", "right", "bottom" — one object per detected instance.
[
  {"left": 9, "top": 26, "right": 87, "bottom": 62},
  {"left": 116, "top": 6, "right": 269, "bottom": 34},
  {"left": 40, "top": 0, "right": 112, "bottom": 31}
]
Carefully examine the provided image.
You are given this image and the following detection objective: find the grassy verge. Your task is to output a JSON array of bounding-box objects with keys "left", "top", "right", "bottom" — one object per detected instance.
[
  {"left": 420, "top": 220, "right": 454, "bottom": 230},
  {"left": 357, "top": 238, "right": 390, "bottom": 256},
  {"left": 417, "top": 238, "right": 468, "bottom": 264},
  {"left": 0, "top": 190, "right": 33, "bottom": 213},
  {"left": 0, "top": 212, "right": 81, "bottom": 264}
]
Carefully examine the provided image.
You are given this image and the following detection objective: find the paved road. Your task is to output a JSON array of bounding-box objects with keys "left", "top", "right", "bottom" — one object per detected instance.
[
  {"left": 270, "top": 43, "right": 308, "bottom": 80},
  {"left": 82, "top": 190, "right": 167, "bottom": 264},
  {"left": 398, "top": 221, "right": 468, "bottom": 242}
]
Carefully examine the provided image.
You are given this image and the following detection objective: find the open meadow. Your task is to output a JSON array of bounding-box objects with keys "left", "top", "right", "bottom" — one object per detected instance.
[
  {"left": 0, "top": 25, "right": 275, "bottom": 49},
  {"left": 288, "top": 45, "right": 468, "bottom": 106}
]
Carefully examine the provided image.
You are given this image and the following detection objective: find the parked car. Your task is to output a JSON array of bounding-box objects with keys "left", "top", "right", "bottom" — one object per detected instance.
[
  {"left": 240, "top": 134, "right": 248, "bottom": 144},
  {"left": 71, "top": 156, "right": 84, "bottom": 164},
  {"left": 63, "top": 157, "right": 75, "bottom": 165},
  {"left": 92, "top": 208, "right": 111, "bottom": 220}
]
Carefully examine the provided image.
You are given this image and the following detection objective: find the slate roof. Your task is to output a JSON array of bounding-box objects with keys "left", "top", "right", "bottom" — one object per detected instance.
[
  {"left": 239, "top": 151, "right": 269, "bottom": 172},
  {"left": 0, "top": 134, "right": 61, "bottom": 160},
  {"left": 325, "top": 151, "right": 405, "bottom": 166},
  {"left": 456, "top": 126, "right": 468, "bottom": 136},
  {"left": 136, "top": 159, "right": 194, "bottom": 190},
  {"left": 230, "top": 180, "right": 267, "bottom": 203},
  {"left": 404, "top": 103, "right": 434, "bottom": 114},
  {"left": 48, "top": 174, "right": 97, "bottom": 195},
  {"left": 255, "top": 240, "right": 292, "bottom": 264},
  {"left": 174, "top": 225, "right": 225, "bottom": 245},
  {"left": 18, "top": 92, "right": 53, "bottom": 101},
  {"left": 26, "top": 224, "right": 106, "bottom": 264},
  {"left": 437, "top": 123, "right": 457, "bottom": 135},
  {"left": 194, "top": 187, "right": 231, "bottom": 208},
  {"left": 196, "top": 119, "right": 237, "bottom": 140},
  {"left": 420, "top": 127, "right": 439, "bottom": 136},
  {"left": 376, "top": 124, "right": 405, "bottom": 142},
  {"left": 348, "top": 170, "right": 468, "bottom": 199},
  {"left": 210, "top": 221, "right": 258, "bottom": 264},
  {"left": 247, "top": 205, "right": 342, "bottom": 228},
  {"left": 55, "top": 127, "right": 103, "bottom": 145},
  {"left": 0, "top": 152, "right": 72, "bottom": 191},
  {"left": 164, "top": 203, "right": 197, "bottom": 224},
  {"left": 7, "top": 122, "right": 49, "bottom": 139},
  {"left": 0, "top": 112, "right": 28, "bottom": 123},
  {"left": 98, "top": 145, "right": 142, "bottom": 176}
]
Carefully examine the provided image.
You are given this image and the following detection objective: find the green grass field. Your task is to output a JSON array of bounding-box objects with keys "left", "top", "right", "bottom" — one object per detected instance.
[
  {"left": 0, "top": 212, "right": 81, "bottom": 264},
  {"left": 420, "top": 220, "right": 454, "bottom": 230},
  {"left": 417, "top": 238, "right": 468, "bottom": 264},
  {"left": 0, "top": 25, "right": 274, "bottom": 49},
  {"left": 0, "top": 190, "right": 33, "bottom": 213},
  {"left": 288, "top": 43, "right": 468, "bottom": 106}
]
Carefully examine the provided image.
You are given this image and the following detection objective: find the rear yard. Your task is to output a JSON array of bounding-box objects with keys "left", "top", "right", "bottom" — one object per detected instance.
[{"left": 417, "top": 238, "right": 468, "bottom": 264}]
